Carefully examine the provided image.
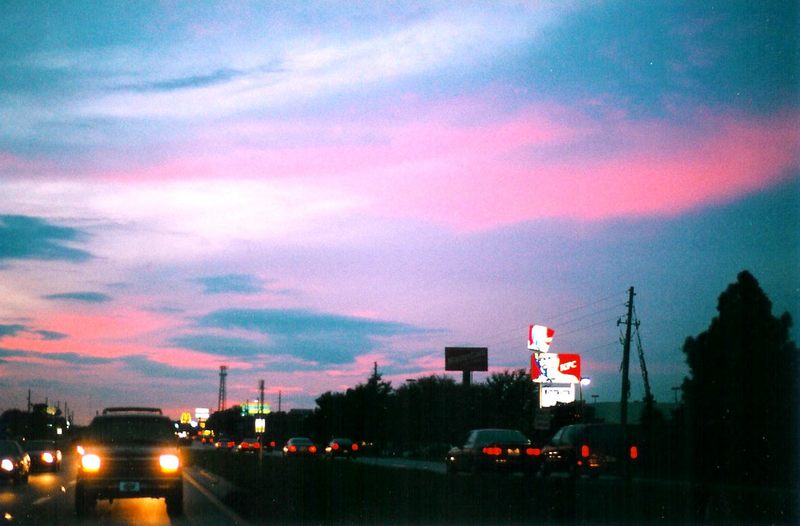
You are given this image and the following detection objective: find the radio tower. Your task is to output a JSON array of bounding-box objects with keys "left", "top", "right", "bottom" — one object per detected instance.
[{"left": 217, "top": 365, "right": 228, "bottom": 412}]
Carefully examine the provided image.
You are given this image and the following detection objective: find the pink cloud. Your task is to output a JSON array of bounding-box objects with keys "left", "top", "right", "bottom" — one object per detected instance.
[
  {"left": 90, "top": 100, "right": 797, "bottom": 231},
  {"left": 359, "top": 110, "right": 799, "bottom": 228}
]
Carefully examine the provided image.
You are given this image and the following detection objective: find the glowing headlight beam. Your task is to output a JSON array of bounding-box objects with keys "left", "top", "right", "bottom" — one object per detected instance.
[
  {"left": 159, "top": 454, "right": 180, "bottom": 473},
  {"left": 81, "top": 454, "right": 101, "bottom": 472}
]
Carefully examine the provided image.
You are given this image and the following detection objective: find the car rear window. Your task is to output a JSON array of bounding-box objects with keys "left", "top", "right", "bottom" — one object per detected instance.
[
  {"left": 474, "top": 430, "right": 528, "bottom": 446},
  {"left": 88, "top": 416, "right": 175, "bottom": 444}
]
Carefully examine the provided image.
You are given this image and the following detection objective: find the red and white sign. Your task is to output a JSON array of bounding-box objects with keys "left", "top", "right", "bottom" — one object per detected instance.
[
  {"left": 528, "top": 325, "right": 555, "bottom": 352},
  {"left": 531, "top": 353, "right": 581, "bottom": 384}
]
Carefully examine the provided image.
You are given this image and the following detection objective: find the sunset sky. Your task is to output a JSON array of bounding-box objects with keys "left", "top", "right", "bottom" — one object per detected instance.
[{"left": 1, "top": 1, "right": 797, "bottom": 424}]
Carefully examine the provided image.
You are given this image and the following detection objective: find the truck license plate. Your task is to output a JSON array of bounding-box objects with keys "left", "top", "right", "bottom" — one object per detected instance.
[{"left": 119, "top": 481, "right": 141, "bottom": 492}]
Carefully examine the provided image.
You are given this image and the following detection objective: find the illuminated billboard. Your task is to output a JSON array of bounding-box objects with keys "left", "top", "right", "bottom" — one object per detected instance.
[
  {"left": 540, "top": 384, "right": 576, "bottom": 408},
  {"left": 527, "top": 325, "right": 555, "bottom": 352},
  {"left": 445, "top": 347, "right": 488, "bottom": 371},
  {"left": 241, "top": 400, "right": 272, "bottom": 416},
  {"left": 531, "top": 352, "right": 581, "bottom": 384}
]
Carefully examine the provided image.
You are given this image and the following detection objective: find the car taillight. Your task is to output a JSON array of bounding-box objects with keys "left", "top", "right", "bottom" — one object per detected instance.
[
  {"left": 580, "top": 445, "right": 590, "bottom": 458},
  {"left": 351, "top": 443, "right": 359, "bottom": 451},
  {"left": 482, "top": 446, "right": 502, "bottom": 456},
  {"left": 81, "top": 454, "right": 101, "bottom": 472},
  {"left": 269, "top": 441, "right": 276, "bottom": 448},
  {"left": 332, "top": 443, "right": 340, "bottom": 451},
  {"left": 253, "top": 442, "right": 261, "bottom": 449},
  {"left": 309, "top": 445, "right": 317, "bottom": 454},
  {"left": 629, "top": 446, "right": 638, "bottom": 460},
  {"left": 525, "top": 447, "right": 541, "bottom": 456},
  {"left": 159, "top": 454, "right": 180, "bottom": 473},
  {"left": 241, "top": 443, "right": 250, "bottom": 449},
  {"left": 288, "top": 445, "right": 297, "bottom": 453}
]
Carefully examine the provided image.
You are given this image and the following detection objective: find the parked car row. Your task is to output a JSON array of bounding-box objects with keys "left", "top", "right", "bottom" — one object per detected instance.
[{"left": 445, "top": 424, "right": 641, "bottom": 478}]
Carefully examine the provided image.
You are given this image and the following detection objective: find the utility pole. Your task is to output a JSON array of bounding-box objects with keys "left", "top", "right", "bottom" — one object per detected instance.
[
  {"left": 27, "top": 389, "right": 31, "bottom": 412},
  {"left": 619, "top": 286, "right": 635, "bottom": 483},
  {"left": 278, "top": 390, "right": 282, "bottom": 413}
]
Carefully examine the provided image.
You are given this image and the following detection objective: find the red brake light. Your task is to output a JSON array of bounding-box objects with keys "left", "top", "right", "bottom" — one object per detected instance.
[
  {"left": 526, "top": 447, "right": 541, "bottom": 456},
  {"left": 270, "top": 441, "right": 276, "bottom": 447},
  {"left": 482, "top": 446, "right": 502, "bottom": 456},
  {"left": 351, "top": 443, "right": 359, "bottom": 451},
  {"left": 581, "top": 445, "right": 590, "bottom": 458},
  {"left": 309, "top": 445, "right": 317, "bottom": 454},
  {"left": 629, "top": 446, "right": 638, "bottom": 460},
  {"left": 253, "top": 442, "right": 261, "bottom": 449},
  {"left": 332, "top": 443, "right": 340, "bottom": 451},
  {"left": 289, "top": 445, "right": 297, "bottom": 453}
]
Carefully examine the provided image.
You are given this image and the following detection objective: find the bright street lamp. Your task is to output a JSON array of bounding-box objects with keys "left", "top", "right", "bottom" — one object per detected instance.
[{"left": 579, "top": 377, "right": 591, "bottom": 402}]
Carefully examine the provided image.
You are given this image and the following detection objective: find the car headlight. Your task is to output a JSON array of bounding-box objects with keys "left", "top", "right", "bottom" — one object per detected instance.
[
  {"left": 159, "top": 454, "right": 180, "bottom": 473},
  {"left": 81, "top": 454, "right": 101, "bottom": 472},
  {"left": 76, "top": 445, "right": 85, "bottom": 456},
  {"left": 1, "top": 459, "right": 13, "bottom": 472},
  {"left": 42, "top": 452, "right": 55, "bottom": 463}
]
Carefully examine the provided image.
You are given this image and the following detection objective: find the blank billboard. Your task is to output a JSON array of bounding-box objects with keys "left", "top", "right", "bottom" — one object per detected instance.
[{"left": 445, "top": 347, "right": 488, "bottom": 371}]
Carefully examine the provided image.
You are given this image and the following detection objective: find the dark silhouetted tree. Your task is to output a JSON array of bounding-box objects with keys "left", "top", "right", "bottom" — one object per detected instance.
[
  {"left": 485, "top": 369, "right": 536, "bottom": 433},
  {"left": 681, "top": 270, "right": 797, "bottom": 487}
]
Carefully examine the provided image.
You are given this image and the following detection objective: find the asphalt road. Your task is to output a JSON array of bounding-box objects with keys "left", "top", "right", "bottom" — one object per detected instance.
[{"left": 0, "top": 453, "right": 248, "bottom": 526}]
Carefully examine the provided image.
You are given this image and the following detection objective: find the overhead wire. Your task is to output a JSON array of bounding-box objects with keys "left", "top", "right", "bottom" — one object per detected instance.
[{"left": 473, "top": 289, "right": 629, "bottom": 346}]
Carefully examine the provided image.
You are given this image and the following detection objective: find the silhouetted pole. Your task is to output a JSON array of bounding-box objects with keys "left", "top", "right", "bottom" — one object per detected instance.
[
  {"left": 218, "top": 365, "right": 228, "bottom": 412},
  {"left": 619, "top": 286, "right": 635, "bottom": 484},
  {"left": 259, "top": 379, "right": 265, "bottom": 468}
]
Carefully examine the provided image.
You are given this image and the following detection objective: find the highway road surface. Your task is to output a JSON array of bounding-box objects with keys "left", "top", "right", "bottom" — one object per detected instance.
[{"left": 0, "top": 453, "right": 248, "bottom": 526}]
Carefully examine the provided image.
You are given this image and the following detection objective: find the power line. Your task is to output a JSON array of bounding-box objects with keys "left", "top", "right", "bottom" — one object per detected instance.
[{"left": 467, "top": 290, "right": 628, "bottom": 346}]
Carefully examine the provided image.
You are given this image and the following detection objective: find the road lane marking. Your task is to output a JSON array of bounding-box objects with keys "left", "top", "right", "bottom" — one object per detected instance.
[
  {"left": 184, "top": 470, "right": 250, "bottom": 526},
  {"left": 32, "top": 496, "right": 51, "bottom": 506}
]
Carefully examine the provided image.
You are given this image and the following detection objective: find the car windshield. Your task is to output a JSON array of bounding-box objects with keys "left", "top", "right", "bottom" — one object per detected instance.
[
  {"left": 474, "top": 429, "right": 528, "bottom": 446},
  {"left": 0, "top": 441, "right": 21, "bottom": 455},
  {"left": 88, "top": 416, "right": 175, "bottom": 444},
  {"left": 24, "top": 440, "right": 55, "bottom": 450}
]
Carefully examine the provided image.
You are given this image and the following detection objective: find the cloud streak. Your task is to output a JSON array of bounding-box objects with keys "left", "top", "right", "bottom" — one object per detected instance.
[
  {"left": 0, "top": 215, "right": 92, "bottom": 262},
  {"left": 44, "top": 292, "right": 112, "bottom": 303}
]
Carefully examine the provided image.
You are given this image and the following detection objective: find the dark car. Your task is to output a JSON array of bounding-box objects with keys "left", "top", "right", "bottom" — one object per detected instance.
[
  {"left": 0, "top": 440, "right": 30, "bottom": 485},
  {"left": 445, "top": 428, "right": 541, "bottom": 475},
  {"left": 214, "top": 435, "right": 237, "bottom": 451},
  {"left": 540, "top": 423, "right": 640, "bottom": 478},
  {"left": 236, "top": 437, "right": 261, "bottom": 453},
  {"left": 324, "top": 438, "right": 359, "bottom": 459},
  {"left": 75, "top": 407, "right": 183, "bottom": 517},
  {"left": 283, "top": 437, "right": 317, "bottom": 457},
  {"left": 23, "top": 440, "right": 62, "bottom": 472}
]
